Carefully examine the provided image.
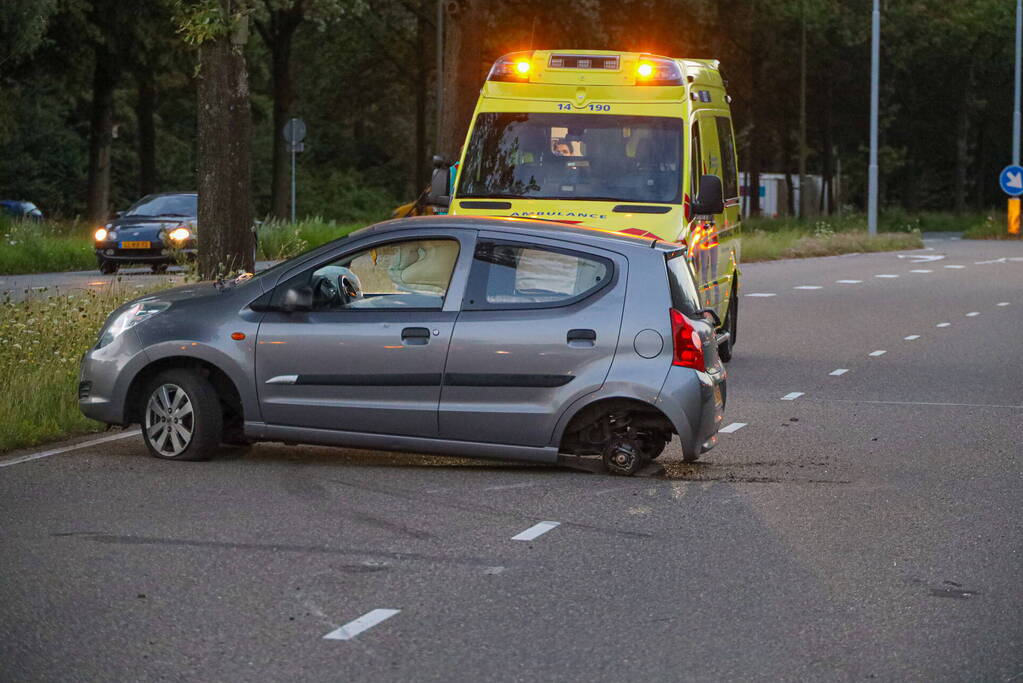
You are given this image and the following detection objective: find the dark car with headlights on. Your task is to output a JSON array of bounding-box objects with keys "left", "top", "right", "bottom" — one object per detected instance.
[{"left": 93, "top": 193, "right": 199, "bottom": 274}]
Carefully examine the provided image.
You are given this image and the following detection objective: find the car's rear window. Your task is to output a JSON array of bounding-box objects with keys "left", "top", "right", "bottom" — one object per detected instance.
[{"left": 666, "top": 253, "right": 701, "bottom": 315}]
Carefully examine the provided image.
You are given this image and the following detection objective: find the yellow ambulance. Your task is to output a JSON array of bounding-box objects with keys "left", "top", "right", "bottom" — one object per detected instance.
[{"left": 430, "top": 49, "right": 741, "bottom": 360}]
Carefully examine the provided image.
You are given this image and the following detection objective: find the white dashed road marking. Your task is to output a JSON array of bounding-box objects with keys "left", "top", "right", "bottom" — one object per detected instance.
[
  {"left": 868, "top": 350, "right": 887, "bottom": 357},
  {"left": 910, "top": 269, "right": 933, "bottom": 273},
  {"left": 966, "top": 312, "right": 980, "bottom": 317},
  {"left": 875, "top": 274, "right": 899, "bottom": 278},
  {"left": 323, "top": 609, "right": 401, "bottom": 641},
  {"left": 746, "top": 292, "right": 776, "bottom": 297},
  {"left": 794, "top": 285, "right": 822, "bottom": 290},
  {"left": 719, "top": 422, "right": 747, "bottom": 433},
  {"left": 780, "top": 392, "right": 805, "bottom": 401},
  {"left": 512, "top": 521, "right": 560, "bottom": 541},
  {"left": 904, "top": 335, "right": 921, "bottom": 341},
  {"left": 975, "top": 258, "right": 1007, "bottom": 264},
  {"left": 0, "top": 429, "right": 141, "bottom": 468},
  {"left": 944, "top": 265, "right": 966, "bottom": 269},
  {"left": 997, "top": 302, "right": 1011, "bottom": 306},
  {"left": 483, "top": 566, "right": 507, "bottom": 575},
  {"left": 936, "top": 322, "right": 951, "bottom": 328},
  {"left": 836, "top": 280, "right": 862, "bottom": 284},
  {"left": 829, "top": 368, "right": 849, "bottom": 376}
]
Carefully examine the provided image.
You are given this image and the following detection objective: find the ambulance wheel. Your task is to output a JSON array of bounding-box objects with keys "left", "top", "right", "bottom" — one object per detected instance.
[{"left": 719, "top": 284, "right": 738, "bottom": 363}]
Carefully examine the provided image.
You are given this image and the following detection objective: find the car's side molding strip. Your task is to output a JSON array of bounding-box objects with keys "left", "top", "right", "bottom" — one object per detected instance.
[{"left": 264, "top": 373, "right": 574, "bottom": 388}]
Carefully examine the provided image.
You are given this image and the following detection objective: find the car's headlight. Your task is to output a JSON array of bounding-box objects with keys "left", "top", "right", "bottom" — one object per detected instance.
[
  {"left": 94, "top": 227, "right": 108, "bottom": 241},
  {"left": 96, "top": 300, "right": 170, "bottom": 348},
  {"left": 167, "top": 226, "right": 191, "bottom": 242}
]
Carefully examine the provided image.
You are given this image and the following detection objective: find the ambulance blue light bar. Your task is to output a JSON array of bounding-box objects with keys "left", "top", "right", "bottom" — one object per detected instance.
[
  {"left": 488, "top": 51, "right": 535, "bottom": 82},
  {"left": 635, "top": 56, "right": 684, "bottom": 86}
]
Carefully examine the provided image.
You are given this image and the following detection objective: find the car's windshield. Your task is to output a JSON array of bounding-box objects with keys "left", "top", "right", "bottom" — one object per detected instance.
[
  {"left": 458, "top": 113, "right": 683, "bottom": 204},
  {"left": 126, "top": 194, "right": 197, "bottom": 217}
]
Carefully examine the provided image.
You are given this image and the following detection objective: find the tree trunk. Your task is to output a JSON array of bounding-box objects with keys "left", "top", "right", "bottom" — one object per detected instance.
[
  {"left": 86, "top": 44, "right": 117, "bottom": 223},
  {"left": 197, "top": 16, "right": 254, "bottom": 278},
  {"left": 268, "top": 19, "right": 296, "bottom": 220},
  {"left": 439, "top": 0, "right": 485, "bottom": 161},
  {"left": 414, "top": 0, "right": 428, "bottom": 193},
  {"left": 137, "top": 76, "right": 157, "bottom": 196}
]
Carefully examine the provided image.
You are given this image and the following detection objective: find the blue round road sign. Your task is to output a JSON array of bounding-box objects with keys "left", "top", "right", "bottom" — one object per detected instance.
[{"left": 1000, "top": 165, "right": 1023, "bottom": 196}]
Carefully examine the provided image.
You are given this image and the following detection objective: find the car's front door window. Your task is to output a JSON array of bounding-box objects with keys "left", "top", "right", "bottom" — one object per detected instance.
[{"left": 297, "top": 238, "right": 460, "bottom": 311}]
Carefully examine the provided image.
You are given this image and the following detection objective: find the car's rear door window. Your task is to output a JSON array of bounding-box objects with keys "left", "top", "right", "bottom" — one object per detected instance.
[
  {"left": 666, "top": 252, "right": 701, "bottom": 316},
  {"left": 464, "top": 241, "right": 612, "bottom": 310}
]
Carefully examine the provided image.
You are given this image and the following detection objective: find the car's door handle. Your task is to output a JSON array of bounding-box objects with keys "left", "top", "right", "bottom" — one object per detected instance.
[
  {"left": 401, "top": 327, "right": 431, "bottom": 345},
  {"left": 567, "top": 329, "right": 596, "bottom": 347}
]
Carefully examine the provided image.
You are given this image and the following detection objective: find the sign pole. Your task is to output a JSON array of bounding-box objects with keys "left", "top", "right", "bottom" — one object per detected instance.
[
  {"left": 1011, "top": 0, "right": 1021, "bottom": 235},
  {"left": 867, "top": 0, "right": 880, "bottom": 236},
  {"left": 291, "top": 145, "right": 296, "bottom": 224}
]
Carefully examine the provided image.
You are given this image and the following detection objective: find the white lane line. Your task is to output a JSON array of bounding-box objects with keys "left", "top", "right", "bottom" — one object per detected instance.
[
  {"left": 512, "top": 521, "right": 560, "bottom": 541},
  {"left": 910, "top": 269, "right": 933, "bottom": 273},
  {"left": 944, "top": 265, "right": 966, "bottom": 269},
  {"left": 482, "top": 482, "right": 537, "bottom": 492},
  {"left": 719, "top": 422, "right": 747, "bottom": 433},
  {"left": 904, "top": 335, "right": 921, "bottom": 341},
  {"left": 975, "top": 258, "right": 1007, "bottom": 264},
  {"left": 868, "top": 350, "right": 887, "bottom": 357},
  {"left": 794, "top": 285, "right": 822, "bottom": 290},
  {"left": 780, "top": 392, "right": 804, "bottom": 401},
  {"left": 323, "top": 609, "right": 401, "bottom": 641},
  {"left": 746, "top": 292, "right": 776, "bottom": 297},
  {"left": 829, "top": 368, "right": 849, "bottom": 376},
  {"left": 875, "top": 274, "right": 899, "bottom": 278},
  {"left": 1010, "top": 257, "right": 1023, "bottom": 262},
  {"left": 997, "top": 302, "right": 1011, "bottom": 306},
  {"left": 483, "top": 566, "right": 507, "bottom": 575},
  {"left": 936, "top": 322, "right": 951, "bottom": 328},
  {"left": 835, "top": 279, "right": 862, "bottom": 284},
  {"left": 966, "top": 311, "right": 980, "bottom": 317},
  {"left": 0, "top": 429, "right": 141, "bottom": 468}
]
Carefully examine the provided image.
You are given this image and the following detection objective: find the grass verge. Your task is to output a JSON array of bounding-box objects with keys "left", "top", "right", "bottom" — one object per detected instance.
[
  {"left": 743, "top": 229, "right": 923, "bottom": 262},
  {"left": 0, "top": 282, "right": 174, "bottom": 453}
]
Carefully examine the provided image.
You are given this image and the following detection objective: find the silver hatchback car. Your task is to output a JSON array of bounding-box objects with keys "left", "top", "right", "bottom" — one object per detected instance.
[{"left": 79, "top": 217, "right": 726, "bottom": 475}]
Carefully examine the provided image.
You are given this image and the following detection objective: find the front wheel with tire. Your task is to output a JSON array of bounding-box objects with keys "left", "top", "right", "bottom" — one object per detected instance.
[
  {"left": 142, "top": 369, "right": 223, "bottom": 461},
  {"left": 98, "top": 259, "right": 118, "bottom": 275}
]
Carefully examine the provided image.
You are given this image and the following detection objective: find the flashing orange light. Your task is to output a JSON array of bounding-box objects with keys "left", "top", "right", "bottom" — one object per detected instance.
[
  {"left": 515, "top": 60, "right": 531, "bottom": 75},
  {"left": 637, "top": 62, "right": 654, "bottom": 78},
  {"left": 230, "top": 332, "right": 246, "bottom": 341}
]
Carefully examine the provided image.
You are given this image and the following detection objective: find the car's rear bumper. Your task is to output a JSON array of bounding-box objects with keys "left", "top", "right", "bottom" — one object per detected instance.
[{"left": 656, "top": 365, "right": 725, "bottom": 460}]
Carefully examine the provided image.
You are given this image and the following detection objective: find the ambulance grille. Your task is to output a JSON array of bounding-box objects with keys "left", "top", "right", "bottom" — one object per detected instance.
[{"left": 548, "top": 54, "right": 619, "bottom": 70}]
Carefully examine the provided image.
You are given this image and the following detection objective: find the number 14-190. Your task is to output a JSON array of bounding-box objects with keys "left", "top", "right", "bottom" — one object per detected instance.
[{"left": 557, "top": 103, "right": 611, "bottom": 111}]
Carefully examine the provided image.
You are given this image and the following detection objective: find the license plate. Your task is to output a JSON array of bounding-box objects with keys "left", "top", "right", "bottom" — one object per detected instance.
[{"left": 120, "top": 241, "right": 151, "bottom": 249}]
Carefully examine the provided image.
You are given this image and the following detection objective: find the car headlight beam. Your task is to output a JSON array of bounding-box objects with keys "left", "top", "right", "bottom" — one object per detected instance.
[{"left": 167, "top": 227, "right": 191, "bottom": 242}]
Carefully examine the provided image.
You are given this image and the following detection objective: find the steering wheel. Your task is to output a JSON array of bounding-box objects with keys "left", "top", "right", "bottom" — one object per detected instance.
[{"left": 338, "top": 273, "right": 362, "bottom": 305}]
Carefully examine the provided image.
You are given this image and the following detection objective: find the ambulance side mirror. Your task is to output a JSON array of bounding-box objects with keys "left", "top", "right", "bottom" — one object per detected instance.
[
  {"left": 692, "top": 174, "right": 725, "bottom": 216},
  {"left": 428, "top": 165, "right": 451, "bottom": 208}
]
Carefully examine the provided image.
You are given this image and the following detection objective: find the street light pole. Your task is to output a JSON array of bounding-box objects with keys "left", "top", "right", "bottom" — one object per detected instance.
[{"left": 867, "top": 0, "right": 880, "bottom": 236}]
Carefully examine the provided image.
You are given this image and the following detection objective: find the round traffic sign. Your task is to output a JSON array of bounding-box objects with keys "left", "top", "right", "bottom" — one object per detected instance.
[
  {"left": 999, "top": 165, "right": 1023, "bottom": 196},
  {"left": 283, "top": 118, "right": 307, "bottom": 144}
]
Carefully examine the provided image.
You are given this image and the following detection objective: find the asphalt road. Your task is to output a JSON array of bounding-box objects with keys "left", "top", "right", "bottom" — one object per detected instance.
[{"left": 2, "top": 234, "right": 1021, "bottom": 681}]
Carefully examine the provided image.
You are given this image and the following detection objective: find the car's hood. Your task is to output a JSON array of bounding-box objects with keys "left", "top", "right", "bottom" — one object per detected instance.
[{"left": 109, "top": 216, "right": 197, "bottom": 237}]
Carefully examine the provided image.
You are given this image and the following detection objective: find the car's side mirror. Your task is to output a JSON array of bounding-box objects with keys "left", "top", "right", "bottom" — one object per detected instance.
[
  {"left": 110, "top": 210, "right": 123, "bottom": 220},
  {"left": 695, "top": 307, "right": 721, "bottom": 327},
  {"left": 691, "top": 174, "right": 724, "bottom": 216},
  {"left": 281, "top": 285, "right": 313, "bottom": 312},
  {"left": 428, "top": 164, "right": 451, "bottom": 208}
]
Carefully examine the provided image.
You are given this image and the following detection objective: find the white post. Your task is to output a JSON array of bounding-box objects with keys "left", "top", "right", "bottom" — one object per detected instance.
[{"left": 868, "top": 0, "right": 880, "bottom": 236}]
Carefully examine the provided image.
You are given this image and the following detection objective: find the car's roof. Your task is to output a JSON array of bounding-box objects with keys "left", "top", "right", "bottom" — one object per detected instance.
[{"left": 361, "top": 215, "right": 680, "bottom": 253}]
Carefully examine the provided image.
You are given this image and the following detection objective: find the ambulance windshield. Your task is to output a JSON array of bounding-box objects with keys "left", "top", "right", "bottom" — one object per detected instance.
[{"left": 458, "top": 113, "right": 682, "bottom": 204}]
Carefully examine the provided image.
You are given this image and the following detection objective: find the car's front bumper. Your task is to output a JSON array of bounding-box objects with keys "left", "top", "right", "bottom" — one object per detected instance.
[
  {"left": 95, "top": 242, "right": 196, "bottom": 264},
  {"left": 78, "top": 329, "right": 150, "bottom": 425}
]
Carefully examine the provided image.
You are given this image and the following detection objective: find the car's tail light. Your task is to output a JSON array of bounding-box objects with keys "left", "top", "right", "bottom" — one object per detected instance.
[{"left": 670, "top": 308, "right": 705, "bottom": 371}]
